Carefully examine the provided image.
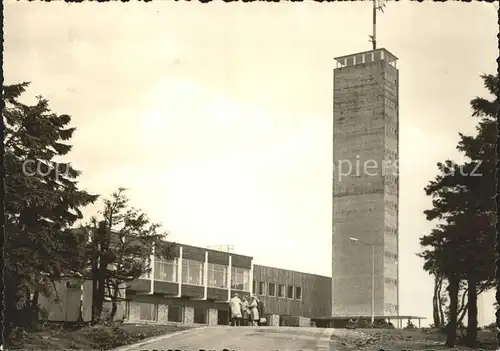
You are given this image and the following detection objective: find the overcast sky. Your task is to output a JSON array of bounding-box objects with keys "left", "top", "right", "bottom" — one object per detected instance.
[{"left": 4, "top": 1, "right": 498, "bottom": 326}]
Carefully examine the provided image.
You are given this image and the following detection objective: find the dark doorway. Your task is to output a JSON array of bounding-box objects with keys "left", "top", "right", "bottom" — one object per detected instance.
[
  {"left": 194, "top": 308, "right": 207, "bottom": 324},
  {"left": 168, "top": 305, "right": 183, "bottom": 323},
  {"left": 218, "top": 309, "right": 229, "bottom": 325}
]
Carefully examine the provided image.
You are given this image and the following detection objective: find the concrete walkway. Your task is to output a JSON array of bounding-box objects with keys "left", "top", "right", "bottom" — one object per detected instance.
[{"left": 114, "top": 326, "right": 337, "bottom": 351}]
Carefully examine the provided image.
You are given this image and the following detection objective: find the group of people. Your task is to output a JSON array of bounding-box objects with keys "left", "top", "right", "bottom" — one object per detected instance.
[{"left": 228, "top": 292, "right": 265, "bottom": 326}]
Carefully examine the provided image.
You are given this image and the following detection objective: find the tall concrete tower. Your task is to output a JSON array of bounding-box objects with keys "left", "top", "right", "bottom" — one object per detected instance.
[{"left": 332, "top": 48, "right": 399, "bottom": 320}]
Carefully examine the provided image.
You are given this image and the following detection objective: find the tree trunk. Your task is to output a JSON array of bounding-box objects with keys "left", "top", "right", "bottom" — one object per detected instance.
[
  {"left": 457, "top": 287, "right": 469, "bottom": 325},
  {"left": 91, "top": 254, "right": 99, "bottom": 323},
  {"left": 77, "top": 300, "right": 84, "bottom": 324},
  {"left": 496, "top": 283, "right": 500, "bottom": 349},
  {"left": 433, "top": 274, "right": 441, "bottom": 327},
  {"left": 92, "top": 218, "right": 112, "bottom": 324},
  {"left": 3, "top": 274, "right": 18, "bottom": 348},
  {"left": 438, "top": 278, "right": 445, "bottom": 326},
  {"left": 466, "top": 277, "right": 478, "bottom": 348},
  {"left": 91, "top": 249, "right": 107, "bottom": 324},
  {"left": 30, "top": 290, "right": 40, "bottom": 328},
  {"left": 108, "top": 283, "right": 119, "bottom": 321},
  {"left": 446, "top": 274, "right": 459, "bottom": 347},
  {"left": 457, "top": 303, "right": 468, "bottom": 325},
  {"left": 496, "top": 206, "right": 500, "bottom": 350},
  {"left": 94, "top": 265, "right": 106, "bottom": 323},
  {"left": 92, "top": 230, "right": 108, "bottom": 324}
]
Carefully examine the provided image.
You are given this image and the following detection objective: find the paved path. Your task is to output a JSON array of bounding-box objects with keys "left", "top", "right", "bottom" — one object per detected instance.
[{"left": 120, "top": 326, "right": 336, "bottom": 351}]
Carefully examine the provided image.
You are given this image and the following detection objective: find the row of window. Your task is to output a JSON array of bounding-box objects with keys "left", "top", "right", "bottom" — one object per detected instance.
[
  {"left": 384, "top": 186, "right": 398, "bottom": 196},
  {"left": 336, "top": 98, "right": 373, "bottom": 108},
  {"left": 334, "top": 126, "right": 385, "bottom": 137},
  {"left": 384, "top": 176, "right": 398, "bottom": 185},
  {"left": 384, "top": 112, "right": 398, "bottom": 124},
  {"left": 335, "top": 109, "right": 386, "bottom": 120},
  {"left": 385, "top": 125, "right": 397, "bottom": 136},
  {"left": 384, "top": 73, "right": 397, "bottom": 85},
  {"left": 382, "top": 163, "right": 398, "bottom": 177},
  {"left": 254, "top": 281, "right": 302, "bottom": 300},
  {"left": 384, "top": 200, "right": 398, "bottom": 210},
  {"left": 335, "top": 125, "right": 386, "bottom": 135},
  {"left": 384, "top": 108, "right": 397, "bottom": 118},
  {"left": 385, "top": 277, "right": 398, "bottom": 285},
  {"left": 384, "top": 98, "right": 397, "bottom": 110},
  {"left": 338, "top": 50, "right": 383, "bottom": 67},
  {"left": 125, "top": 302, "right": 207, "bottom": 324},
  {"left": 384, "top": 226, "right": 398, "bottom": 235},
  {"left": 384, "top": 251, "right": 398, "bottom": 260},
  {"left": 143, "top": 258, "right": 251, "bottom": 291},
  {"left": 333, "top": 186, "right": 385, "bottom": 198},
  {"left": 334, "top": 79, "right": 368, "bottom": 89},
  {"left": 384, "top": 148, "right": 397, "bottom": 159},
  {"left": 335, "top": 102, "right": 383, "bottom": 113},
  {"left": 334, "top": 206, "right": 378, "bottom": 217},
  {"left": 335, "top": 97, "right": 397, "bottom": 112},
  {"left": 384, "top": 213, "right": 398, "bottom": 222},
  {"left": 384, "top": 303, "right": 399, "bottom": 312}
]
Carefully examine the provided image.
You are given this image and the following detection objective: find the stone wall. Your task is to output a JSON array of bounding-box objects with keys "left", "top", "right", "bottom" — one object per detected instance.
[
  {"left": 158, "top": 304, "right": 169, "bottom": 324},
  {"left": 207, "top": 308, "right": 218, "bottom": 325},
  {"left": 183, "top": 306, "right": 194, "bottom": 324},
  {"left": 127, "top": 302, "right": 141, "bottom": 322}
]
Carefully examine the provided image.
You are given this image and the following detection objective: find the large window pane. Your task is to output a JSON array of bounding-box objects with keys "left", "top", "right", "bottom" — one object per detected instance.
[
  {"left": 154, "top": 259, "right": 178, "bottom": 282},
  {"left": 207, "top": 263, "right": 227, "bottom": 288},
  {"left": 194, "top": 308, "right": 207, "bottom": 324},
  {"left": 140, "top": 258, "right": 152, "bottom": 279},
  {"left": 182, "top": 259, "right": 204, "bottom": 286},
  {"left": 258, "top": 282, "right": 266, "bottom": 295},
  {"left": 278, "top": 284, "right": 285, "bottom": 298},
  {"left": 268, "top": 283, "right": 276, "bottom": 297},
  {"left": 138, "top": 302, "right": 157, "bottom": 321},
  {"left": 125, "top": 301, "right": 131, "bottom": 320},
  {"left": 230, "top": 267, "right": 250, "bottom": 291},
  {"left": 295, "top": 286, "right": 302, "bottom": 300},
  {"left": 168, "top": 305, "right": 183, "bottom": 322}
]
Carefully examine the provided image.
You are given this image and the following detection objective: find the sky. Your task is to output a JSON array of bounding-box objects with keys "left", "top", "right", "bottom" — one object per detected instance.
[{"left": 4, "top": 1, "right": 498, "bottom": 326}]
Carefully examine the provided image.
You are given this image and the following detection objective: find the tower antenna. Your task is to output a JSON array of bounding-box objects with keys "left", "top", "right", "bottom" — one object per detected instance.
[{"left": 369, "top": 0, "right": 387, "bottom": 50}]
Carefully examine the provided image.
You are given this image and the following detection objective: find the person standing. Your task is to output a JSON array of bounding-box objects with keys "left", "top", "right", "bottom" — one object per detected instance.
[
  {"left": 229, "top": 293, "right": 242, "bottom": 326},
  {"left": 249, "top": 295, "right": 260, "bottom": 326},
  {"left": 257, "top": 297, "right": 265, "bottom": 325},
  {"left": 241, "top": 296, "right": 250, "bottom": 326}
]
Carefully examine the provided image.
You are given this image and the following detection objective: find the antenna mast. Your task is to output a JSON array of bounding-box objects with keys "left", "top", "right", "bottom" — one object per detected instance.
[{"left": 369, "top": 0, "right": 387, "bottom": 50}]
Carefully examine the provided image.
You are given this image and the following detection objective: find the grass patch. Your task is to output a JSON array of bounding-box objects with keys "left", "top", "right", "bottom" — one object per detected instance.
[
  {"left": 10, "top": 322, "right": 196, "bottom": 350},
  {"left": 331, "top": 328, "right": 497, "bottom": 351}
]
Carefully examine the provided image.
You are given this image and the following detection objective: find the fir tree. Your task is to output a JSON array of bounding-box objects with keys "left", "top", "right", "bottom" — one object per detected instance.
[
  {"left": 420, "top": 74, "right": 498, "bottom": 347},
  {"left": 3, "top": 83, "right": 98, "bottom": 345},
  {"left": 85, "top": 188, "right": 173, "bottom": 323}
]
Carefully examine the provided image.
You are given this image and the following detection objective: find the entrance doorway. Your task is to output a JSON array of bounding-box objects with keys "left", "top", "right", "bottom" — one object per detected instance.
[{"left": 218, "top": 309, "right": 229, "bottom": 325}]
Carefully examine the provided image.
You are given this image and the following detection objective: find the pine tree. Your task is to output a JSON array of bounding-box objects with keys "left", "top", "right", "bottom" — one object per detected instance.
[
  {"left": 3, "top": 83, "right": 98, "bottom": 344},
  {"left": 420, "top": 74, "right": 498, "bottom": 347},
  {"left": 85, "top": 188, "right": 173, "bottom": 323}
]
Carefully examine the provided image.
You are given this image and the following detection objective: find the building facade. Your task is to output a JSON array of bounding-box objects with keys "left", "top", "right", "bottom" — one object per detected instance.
[
  {"left": 332, "top": 48, "right": 399, "bottom": 318},
  {"left": 253, "top": 265, "right": 331, "bottom": 326},
  {"left": 39, "top": 241, "right": 331, "bottom": 326}
]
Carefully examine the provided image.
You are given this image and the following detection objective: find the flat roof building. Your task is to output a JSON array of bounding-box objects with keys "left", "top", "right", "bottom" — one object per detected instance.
[{"left": 38, "top": 240, "right": 331, "bottom": 327}]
